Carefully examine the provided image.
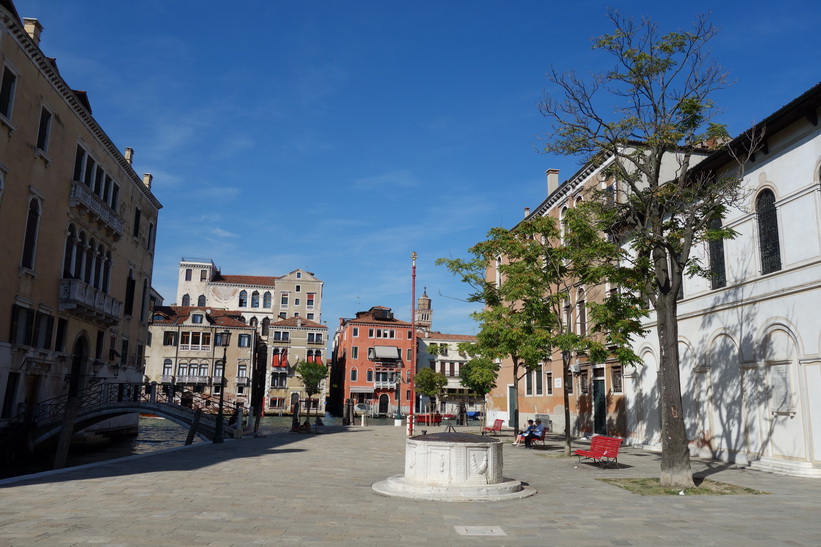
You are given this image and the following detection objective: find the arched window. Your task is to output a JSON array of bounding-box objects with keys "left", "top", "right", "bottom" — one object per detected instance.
[
  {"left": 162, "top": 358, "right": 172, "bottom": 376},
  {"left": 314, "top": 350, "right": 322, "bottom": 363},
  {"left": 350, "top": 367, "right": 358, "bottom": 382},
  {"left": 124, "top": 269, "right": 136, "bottom": 316},
  {"left": 197, "top": 294, "right": 206, "bottom": 306},
  {"left": 577, "top": 289, "right": 586, "bottom": 336},
  {"left": 94, "top": 244, "right": 104, "bottom": 288},
  {"left": 239, "top": 290, "right": 248, "bottom": 307},
  {"left": 263, "top": 291, "right": 272, "bottom": 308},
  {"left": 251, "top": 291, "right": 260, "bottom": 308},
  {"left": 63, "top": 225, "right": 77, "bottom": 278},
  {"left": 181, "top": 293, "right": 191, "bottom": 307},
  {"left": 84, "top": 238, "right": 95, "bottom": 284},
  {"left": 21, "top": 198, "right": 41, "bottom": 269},
  {"left": 261, "top": 317, "right": 270, "bottom": 336},
  {"left": 76, "top": 231, "right": 87, "bottom": 280},
  {"left": 103, "top": 251, "right": 112, "bottom": 293},
  {"left": 756, "top": 189, "right": 781, "bottom": 274},
  {"left": 560, "top": 206, "right": 569, "bottom": 243},
  {"left": 250, "top": 317, "right": 258, "bottom": 329},
  {"left": 140, "top": 279, "right": 149, "bottom": 322},
  {"left": 709, "top": 218, "right": 727, "bottom": 289}
]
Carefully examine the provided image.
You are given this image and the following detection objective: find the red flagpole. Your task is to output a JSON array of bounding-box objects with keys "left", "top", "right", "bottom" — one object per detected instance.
[{"left": 409, "top": 251, "right": 417, "bottom": 436}]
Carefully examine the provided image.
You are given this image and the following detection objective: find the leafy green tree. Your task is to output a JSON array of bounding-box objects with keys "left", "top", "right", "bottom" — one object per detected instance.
[
  {"left": 414, "top": 367, "right": 448, "bottom": 413},
  {"left": 295, "top": 361, "right": 327, "bottom": 423},
  {"left": 457, "top": 349, "right": 499, "bottom": 429},
  {"left": 439, "top": 212, "right": 646, "bottom": 454},
  {"left": 538, "top": 11, "right": 758, "bottom": 486}
]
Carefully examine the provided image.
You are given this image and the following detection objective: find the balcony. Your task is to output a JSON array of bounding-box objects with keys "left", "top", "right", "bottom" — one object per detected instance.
[
  {"left": 160, "top": 375, "right": 174, "bottom": 384},
  {"left": 178, "top": 345, "right": 212, "bottom": 352},
  {"left": 307, "top": 338, "right": 324, "bottom": 345},
  {"left": 235, "top": 377, "right": 250, "bottom": 386},
  {"left": 69, "top": 181, "right": 125, "bottom": 239},
  {"left": 59, "top": 278, "right": 122, "bottom": 326},
  {"left": 374, "top": 381, "right": 397, "bottom": 389},
  {"left": 177, "top": 375, "right": 211, "bottom": 385}
]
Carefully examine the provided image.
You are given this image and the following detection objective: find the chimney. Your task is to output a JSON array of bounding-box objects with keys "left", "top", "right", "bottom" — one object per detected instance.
[
  {"left": 124, "top": 147, "right": 134, "bottom": 164},
  {"left": 297, "top": 318, "right": 302, "bottom": 328},
  {"left": 142, "top": 173, "right": 153, "bottom": 190},
  {"left": 546, "top": 169, "right": 560, "bottom": 196},
  {"left": 23, "top": 18, "right": 43, "bottom": 47},
  {"left": 524, "top": 207, "right": 530, "bottom": 218}
]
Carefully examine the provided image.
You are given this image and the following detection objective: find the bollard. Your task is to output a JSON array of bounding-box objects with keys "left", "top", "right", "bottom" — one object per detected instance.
[{"left": 361, "top": 414, "right": 366, "bottom": 427}]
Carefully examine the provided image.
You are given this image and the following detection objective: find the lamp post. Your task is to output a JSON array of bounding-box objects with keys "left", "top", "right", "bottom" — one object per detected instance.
[
  {"left": 409, "top": 251, "right": 417, "bottom": 435},
  {"left": 213, "top": 329, "right": 231, "bottom": 443}
]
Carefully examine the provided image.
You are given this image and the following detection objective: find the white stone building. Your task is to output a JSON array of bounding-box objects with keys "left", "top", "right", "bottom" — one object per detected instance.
[{"left": 625, "top": 83, "right": 821, "bottom": 476}]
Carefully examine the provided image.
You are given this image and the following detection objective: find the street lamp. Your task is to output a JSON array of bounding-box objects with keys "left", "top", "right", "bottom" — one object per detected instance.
[{"left": 213, "top": 329, "right": 231, "bottom": 443}]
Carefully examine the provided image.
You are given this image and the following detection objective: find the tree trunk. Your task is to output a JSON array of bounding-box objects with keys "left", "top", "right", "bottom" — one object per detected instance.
[
  {"left": 656, "top": 294, "right": 695, "bottom": 488},
  {"left": 563, "top": 354, "right": 572, "bottom": 457},
  {"left": 511, "top": 359, "right": 520, "bottom": 435}
]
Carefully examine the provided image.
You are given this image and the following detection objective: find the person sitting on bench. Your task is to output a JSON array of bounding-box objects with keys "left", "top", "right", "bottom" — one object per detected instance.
[
  {"left": 513, "top": 420, "right": 535, "bottom": 446},
  {"left": 524, "top": 419, "right": 545, "bottom": 448}
]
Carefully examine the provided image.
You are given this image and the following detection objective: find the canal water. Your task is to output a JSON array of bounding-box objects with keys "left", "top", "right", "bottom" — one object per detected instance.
[{"left": 0, "top": 414, "right": 413, "bottom": 480}]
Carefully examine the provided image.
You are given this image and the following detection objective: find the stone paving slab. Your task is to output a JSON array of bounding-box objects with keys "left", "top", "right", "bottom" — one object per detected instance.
[{"left": 1, "top": 425, "right": 820, "bottom": 545}]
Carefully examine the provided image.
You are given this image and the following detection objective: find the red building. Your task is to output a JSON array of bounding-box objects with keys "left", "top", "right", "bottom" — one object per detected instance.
[{"left": 330, "top": 306, "right": 415, "bottom": 417}]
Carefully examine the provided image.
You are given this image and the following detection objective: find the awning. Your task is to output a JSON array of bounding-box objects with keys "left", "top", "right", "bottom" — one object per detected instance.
[
  {"left": 369, "top": 346, "right": 400, "bottom": 361},
  {"left": 349, "top": 387, "right": 375, "bottom": 394}
]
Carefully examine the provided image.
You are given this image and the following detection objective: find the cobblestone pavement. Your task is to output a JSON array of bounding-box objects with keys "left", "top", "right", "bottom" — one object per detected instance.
[{"left": 1, "top": 424, "right": 819, "bottom": 546}]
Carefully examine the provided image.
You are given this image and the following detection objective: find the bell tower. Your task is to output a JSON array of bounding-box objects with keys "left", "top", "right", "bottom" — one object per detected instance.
[{"left": 416, "top": 288, "right": 432, "bottom": 334}]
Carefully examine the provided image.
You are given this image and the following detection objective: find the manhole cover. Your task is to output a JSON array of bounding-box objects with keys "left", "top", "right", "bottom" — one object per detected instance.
[{"left": 454, "top": 526, "right": 506, "bottom": 536}]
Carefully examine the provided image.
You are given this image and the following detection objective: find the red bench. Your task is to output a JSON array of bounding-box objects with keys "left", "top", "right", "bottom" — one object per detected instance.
[
  {"left": 482, "top": 419, "right": 504, "bottom": 436},
  {"left": 574, "top": 435, "right": 623, "bottom": 468}
]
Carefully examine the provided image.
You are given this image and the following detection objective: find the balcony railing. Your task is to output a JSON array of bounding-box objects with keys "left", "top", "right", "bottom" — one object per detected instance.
[
  {"left": 178, "top": 345, "right": 212, "bottom": 352},
  {"left": 307, "top": 338, "right": 324, "bottom": 345},
  {"left": 235, "top": 377, "right": 250, "bottom": 386},
  {"left": 69, "top": 181, "right": 125, "bottom": 238},
  {"left": 374, "top": 381, "right": 397, "bottom": 389},
  {"left": 160, "top": 375, "right": 174, "bottom": 384},
  {"left": 59, "top": 278, "right": 122, "bottom": 326},
  {"left": 176, "top": 375, "right": 211, "bottom": 385}
]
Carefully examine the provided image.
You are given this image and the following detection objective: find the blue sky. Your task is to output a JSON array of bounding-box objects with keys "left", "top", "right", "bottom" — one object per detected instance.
[{"left": 17, "top": 0, "right": 819, "bottom": 336}]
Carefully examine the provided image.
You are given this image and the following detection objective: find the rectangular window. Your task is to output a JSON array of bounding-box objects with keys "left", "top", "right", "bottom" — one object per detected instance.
[
  {"left": 307, "top": 293, "right": 315, "bottom": 308},
  {"left": 580, "top": 371, "right": 589, "bottom": 394},
  {"left": 110, "top": 182, "right": 119, "bottom": 211},
  {"left": 238, "top": 334, "right": 251, "bottom": 347},
  {"left": 407, "top": 349, "right": 412, "bottom": 362},
  {"left": 280, "top": 293, "right": 289, "bottom": 307},
  {"left": 36, "top": 107, "right": 52, "bottom": 152},
  {"left": 611, "top": 365, "right": 623, "bottom": 393},
  {"left": 200, "top": 269, "right": 207, "bottom": 281},
  {"left": 95, "top": 331, "right": 104, "bottom": 360},
  {"left": 350, "top": 368, "right": 358, "bottom": 382},
  {"left": 120, "top": 339, "right": 128, "bottom": 365},
  {"left": 238, "top": 365, "right": 247, "bottom": 378},
  {"left": 525, "top": 369, "right": 533, "bottom": 395},
  {"left": 133, "top": 208, "right": 141, "bottom": 238},
  {"left": 55, "top": 318, "right": 68, "bottom": 352},
  {"left": 535, "top": 365, "right": 543, "bottom": 395},
  {"left": 295, "top": 285, "right": 301, "bottom": 292},
  {"left": 191, "top": 314, "right": 203, "bottom": 324},
  {"left": 163, "top": 331, "right": 177, "bottom": 346},
  {"left": 351, "top": 346, "right": 359, "bottom": 359},
  {"left": 545, "top": 372, "right": 553, "bottom": 395},
  {"left": 147, "top": 222, "right": 155, "bottom": 251},
  {"left": 294, "top": 298, "right": 300, "bottom": 306},
  {"left": 0, "top": 65, "right": 17, "bottom": 119},
  {"left": 352, "top": 327, "right": 359, "bottom": 337},
  {"left": 566, "top": 372, "right": 573, "bottom": 394},
  {"left": 73, "top": 145, "right": 86, "bottom": 181},
  {"left": 366, "top": 369, "right": 373, "bottom": 382}
]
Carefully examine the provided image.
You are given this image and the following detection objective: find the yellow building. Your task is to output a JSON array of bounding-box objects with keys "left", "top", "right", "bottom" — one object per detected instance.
[{"left": 0, "top": 2, "right": 161, "bottom": 436}]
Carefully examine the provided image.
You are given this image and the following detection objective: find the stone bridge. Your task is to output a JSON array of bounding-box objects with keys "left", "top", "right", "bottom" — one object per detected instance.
[{"left": 2, "top": 382, "right": 244, "bottom": 450}]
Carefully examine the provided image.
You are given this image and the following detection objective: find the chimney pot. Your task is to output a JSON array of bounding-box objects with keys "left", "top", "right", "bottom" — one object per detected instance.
[
  {"left": 524, "top": 207, "right": 530, "bottom": 218},
  {"left": 23, "top": 18, "right": 43, "bottom": 46},
  {"left": 143, "top": 173, "right": 153, "bottom": 189},
  {"left": 124, "top": 147, "right": 134, "bottom": 164}
]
